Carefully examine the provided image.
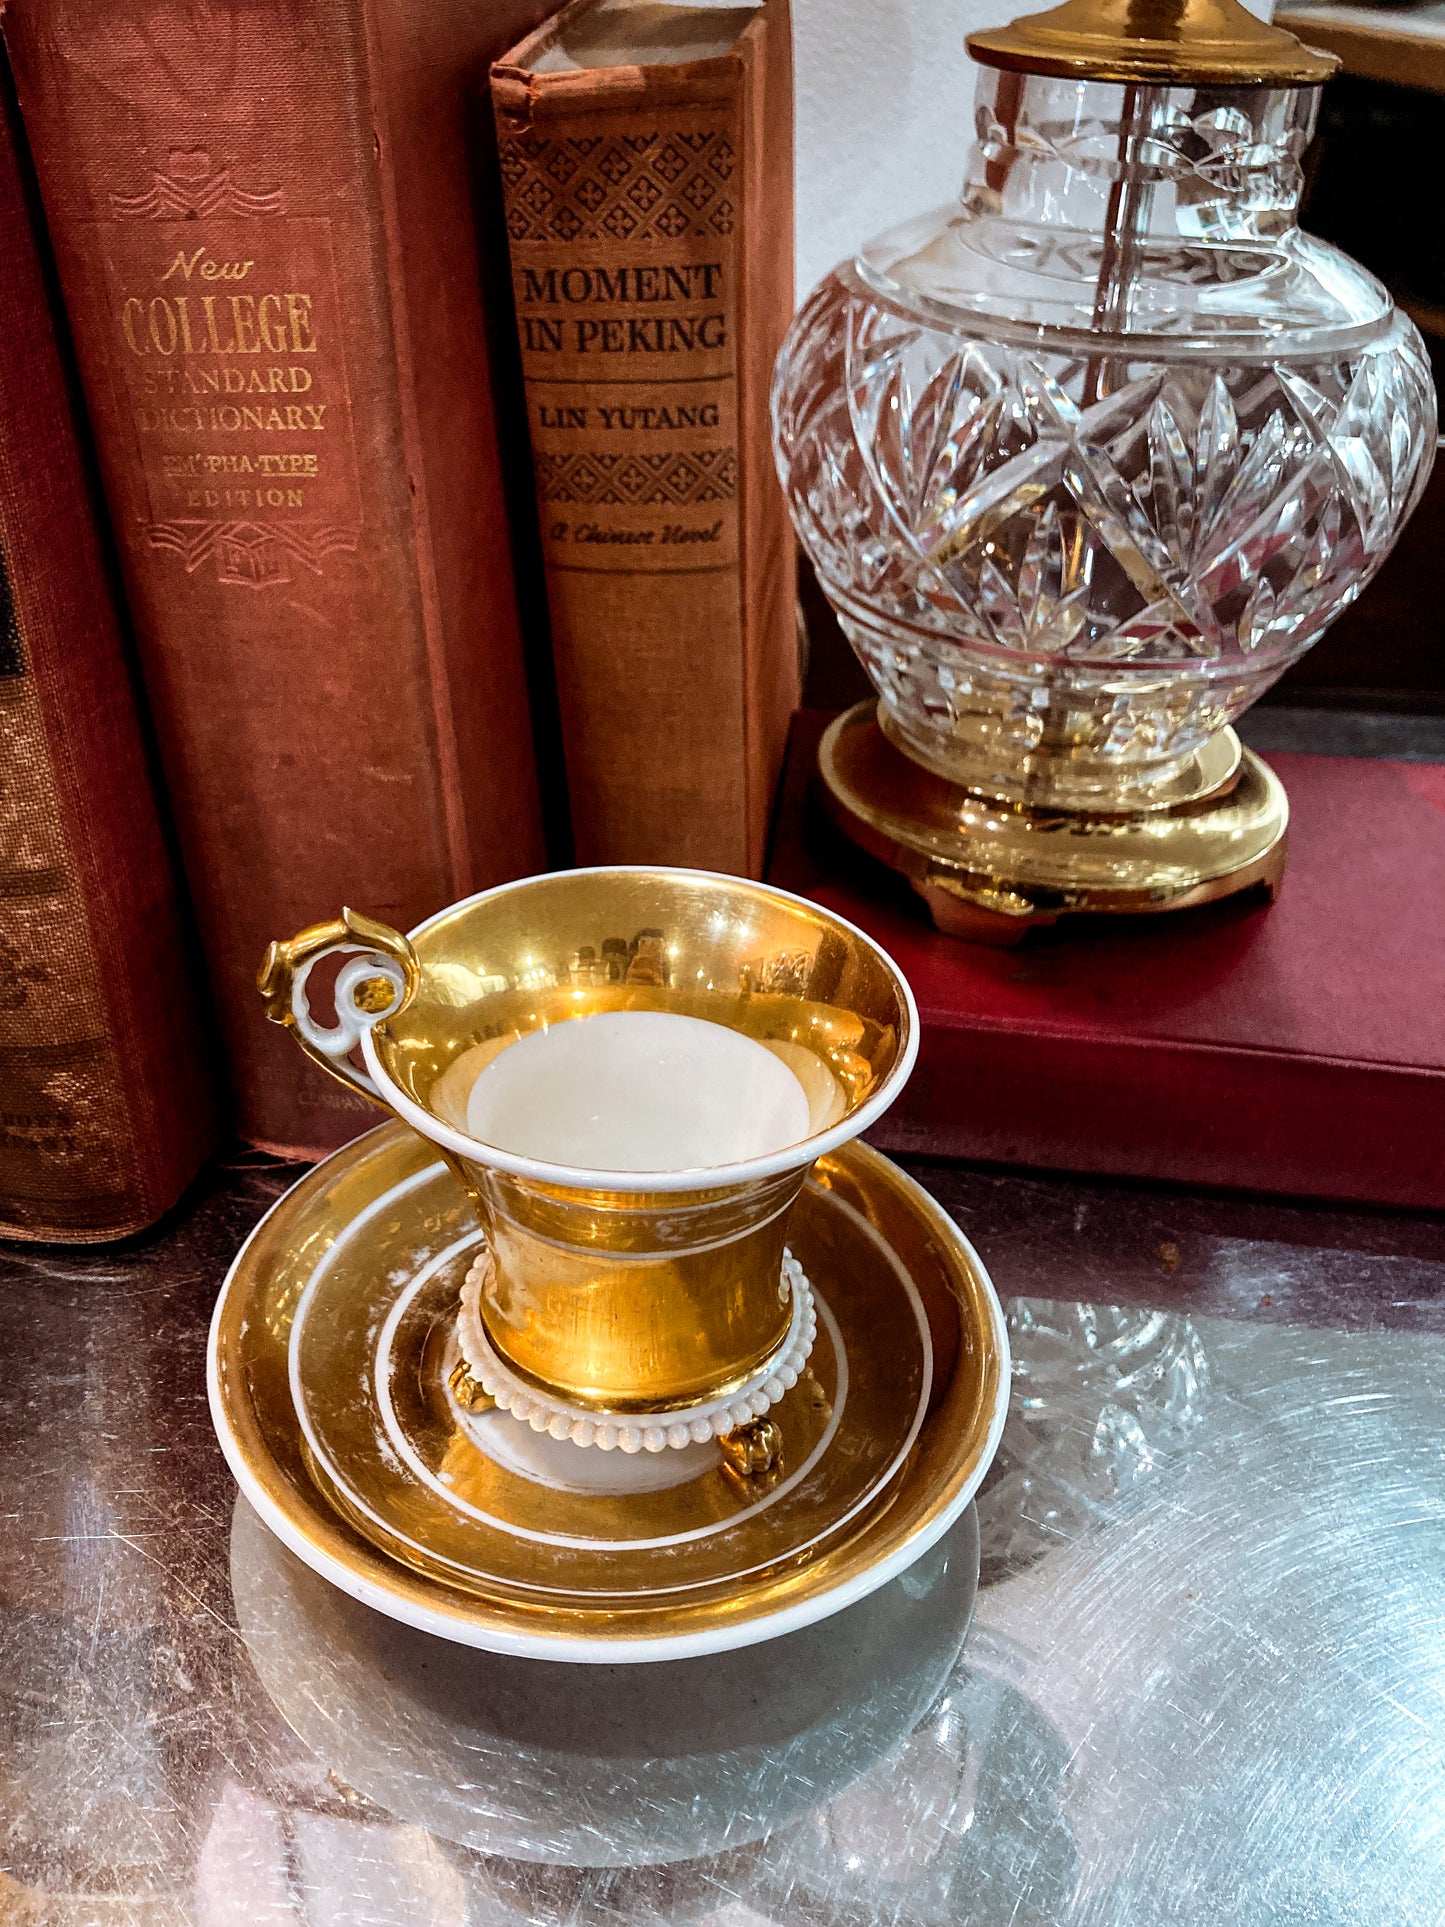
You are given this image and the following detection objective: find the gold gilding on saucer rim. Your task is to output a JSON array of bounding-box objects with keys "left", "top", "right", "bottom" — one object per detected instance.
[{"left": 208, "top": 1123, "right": 1008, "bottom": 1657}]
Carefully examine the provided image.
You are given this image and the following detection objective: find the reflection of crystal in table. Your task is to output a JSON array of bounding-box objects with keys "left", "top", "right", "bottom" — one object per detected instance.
[
  {"left": 769, "top": 1631, "right": 1077, "bottom": 1927},
  {"left": 219, "top": 1304, "right": 1445, "bottom": 1926},
  {"left": 756, "top": 1312, "right": 1445, "bottom": 1927},
  {"left": 977, "top": 1298, "right": 1210, "bottom": 1582},
  {"left": 6, "top": 1127, "right": 1445, "bottom": 1927}
]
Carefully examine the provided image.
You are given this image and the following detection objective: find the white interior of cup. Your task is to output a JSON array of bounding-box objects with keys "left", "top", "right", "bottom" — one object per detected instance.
[{"left": 361, "top": 867, "right": 920, "bottom": 1194}]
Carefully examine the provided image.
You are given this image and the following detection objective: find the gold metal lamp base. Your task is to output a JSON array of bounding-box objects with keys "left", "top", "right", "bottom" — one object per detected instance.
[{"left": 818, "top": 702, "right": 1289, "bottom": 946}]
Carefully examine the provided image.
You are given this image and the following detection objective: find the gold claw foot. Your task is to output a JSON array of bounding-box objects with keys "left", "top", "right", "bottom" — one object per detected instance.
[
  {"left": 448, "top": 1359, "right": 496, "bottom": 1414},
  {"left": 719, "top": 1417, "right": 784, "bottom": 1487}
]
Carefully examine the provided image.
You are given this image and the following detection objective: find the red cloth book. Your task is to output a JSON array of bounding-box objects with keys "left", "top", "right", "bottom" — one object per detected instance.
[
  {"left": 3, "top": 0, "right": 557, "bottom": 1158},
  {"left": 0, "top": 80, "right": 219, "bottom": 1239},
  {"left": 768, "top": 711, "right": 1445, "bottom": 1210}
]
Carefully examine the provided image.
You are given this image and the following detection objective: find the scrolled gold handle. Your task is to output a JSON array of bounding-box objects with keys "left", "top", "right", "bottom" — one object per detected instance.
[{"left": 257, "top": 907, "right": 420, "bottom": 1108}]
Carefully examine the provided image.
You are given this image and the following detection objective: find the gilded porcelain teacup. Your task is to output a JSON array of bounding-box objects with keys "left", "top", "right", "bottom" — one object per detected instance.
[{"left": 259, "top": 868, "right": 917, "bottom": 1457}]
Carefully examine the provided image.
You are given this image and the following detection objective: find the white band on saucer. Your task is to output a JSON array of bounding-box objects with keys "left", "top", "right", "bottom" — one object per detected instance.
[{"left": 455, "top": 1248, "right": 817, "bottom": 1452}]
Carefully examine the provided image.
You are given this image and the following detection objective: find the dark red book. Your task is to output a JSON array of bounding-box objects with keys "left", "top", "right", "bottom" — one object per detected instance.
[
  {"left": 2, "top": 0, "right": 556, "bottom": 1158},
  {"left": 0, "top": 79, "right": 219, "bottom": 1241},
  {"left": 769, "top": 710, "right": 1445, "bottom": 1211}
]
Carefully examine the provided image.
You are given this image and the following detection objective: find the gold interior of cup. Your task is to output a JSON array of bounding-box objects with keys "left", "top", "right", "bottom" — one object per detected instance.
[{"left": 373, "top": 868, "right": 909, "bottom": 1166}]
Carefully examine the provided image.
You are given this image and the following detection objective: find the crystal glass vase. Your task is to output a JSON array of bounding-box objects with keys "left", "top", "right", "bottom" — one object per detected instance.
[{"left": 773, "top": 65, "right": 1436, "bottom": 815}]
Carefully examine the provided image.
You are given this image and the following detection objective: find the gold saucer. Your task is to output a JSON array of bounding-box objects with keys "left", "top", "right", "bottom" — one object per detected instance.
[
  {"left": 208, "top": 1122, "right": 1008, "bottom": 1662},
  {"left": 819, "top": 702, "right": 1289, "bottom": 945}
]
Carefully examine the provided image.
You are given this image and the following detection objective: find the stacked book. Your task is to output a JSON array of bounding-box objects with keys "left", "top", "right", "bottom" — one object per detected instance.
[{"left": 0, "top": 0, "right": 797, "bottom": 1238}]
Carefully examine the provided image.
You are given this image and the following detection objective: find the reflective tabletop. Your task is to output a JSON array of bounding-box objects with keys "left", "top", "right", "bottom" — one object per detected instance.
[{"left": 2, "top": 1145, "right": 1443, "bottom": 1924}]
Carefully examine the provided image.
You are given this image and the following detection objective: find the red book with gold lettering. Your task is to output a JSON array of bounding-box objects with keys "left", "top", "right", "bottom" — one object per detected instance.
[
  {"left": 0, "top": 75, "right": 219, "bottom": 1240},
  {"left": 1, "top": 0, "right": 558, "bottom": 1156},
  {"left": 769, "top": 711, "right": 1445, "bottom": 1211}
]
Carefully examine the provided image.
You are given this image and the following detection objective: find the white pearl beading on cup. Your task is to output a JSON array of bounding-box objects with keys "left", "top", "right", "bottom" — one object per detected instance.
[{"left": 455, "top": 1247, "right": 817, "bottom": 1452}]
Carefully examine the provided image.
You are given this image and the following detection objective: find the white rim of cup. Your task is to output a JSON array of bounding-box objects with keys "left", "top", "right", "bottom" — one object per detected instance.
[{"left": 358, "top": 864, "right": 921, "bottom": 1195}]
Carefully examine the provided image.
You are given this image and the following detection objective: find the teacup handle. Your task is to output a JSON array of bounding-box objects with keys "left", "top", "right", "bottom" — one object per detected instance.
[{"left": 257, "top": 907, "right": 420, "bottom": 1107}]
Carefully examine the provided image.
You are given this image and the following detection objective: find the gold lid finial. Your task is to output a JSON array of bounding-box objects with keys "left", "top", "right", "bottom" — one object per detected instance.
[{"left": 966, "top": 0, "right": 1338, "bottom": 87}]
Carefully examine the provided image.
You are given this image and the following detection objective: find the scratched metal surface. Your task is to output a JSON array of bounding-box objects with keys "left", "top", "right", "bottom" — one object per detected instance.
[{"left": 1, "top": 1146, "right": 1444, "bottom": 1925}]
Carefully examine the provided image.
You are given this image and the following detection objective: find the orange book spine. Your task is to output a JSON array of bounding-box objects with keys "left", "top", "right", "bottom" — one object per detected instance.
[{"left": 492, "top": 0, "right": 798, "bottom": 875}]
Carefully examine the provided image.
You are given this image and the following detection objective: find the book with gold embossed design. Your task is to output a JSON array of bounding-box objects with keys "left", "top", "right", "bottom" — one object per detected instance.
[
  {"left": 492, "top": 0, "right": 798, "bottom": 874},
  {"left": 2, "top": 0, "right": 558, "bottom": 1157},
  {"left": 0, "top": 75, "right": 219, "bottom": 1240}
]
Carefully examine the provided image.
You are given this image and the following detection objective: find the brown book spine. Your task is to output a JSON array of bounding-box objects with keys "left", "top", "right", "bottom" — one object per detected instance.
[
  {"left": 1, "top": 0, "right": 555, "bottom": 1158},
  {"left": 492, "top": 0, "right": 798, "bottom": 876},
  {"left": 0, "top": 84, "right": 219, "bottom": 1241}
]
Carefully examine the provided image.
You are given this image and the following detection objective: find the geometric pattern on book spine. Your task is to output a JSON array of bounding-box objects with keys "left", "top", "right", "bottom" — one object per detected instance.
[
  {"left": 535, "top": 447, "right": 738, "bottom": 506},
  {"left": 499, "top": 129, "right": 735, "bottom": 244}
]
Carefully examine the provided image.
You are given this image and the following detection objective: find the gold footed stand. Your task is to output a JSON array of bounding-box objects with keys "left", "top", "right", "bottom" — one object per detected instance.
[{"left": 818, "top": 702, "right": 1289, "bottom": 946}]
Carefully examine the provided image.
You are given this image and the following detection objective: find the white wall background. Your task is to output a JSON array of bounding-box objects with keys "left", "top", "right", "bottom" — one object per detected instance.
[
  {"left": 791, "top": 0, "right": 1007, "bottom": 295},
  {"left": 790, "top": 0, "right": 1279, "bottom": 298}
]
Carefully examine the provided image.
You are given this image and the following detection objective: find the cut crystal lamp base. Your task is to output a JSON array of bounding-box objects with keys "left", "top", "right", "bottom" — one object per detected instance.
[{"left": 819, "top": 702, "right": 1288, "bottom": 946}]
